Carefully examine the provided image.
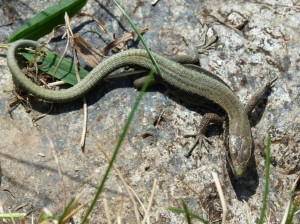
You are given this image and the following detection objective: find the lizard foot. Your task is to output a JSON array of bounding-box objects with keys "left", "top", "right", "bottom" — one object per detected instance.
[
  {"left": 183, "top": 133, "right": 212, "bottom": 158},
  {"left": 195, "top": 24, "right": 218, "bottom": 55}
]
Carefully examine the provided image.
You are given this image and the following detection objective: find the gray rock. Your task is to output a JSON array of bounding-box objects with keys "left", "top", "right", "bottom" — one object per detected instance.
[{"left": 0, "top": 0, "right": 299, "bottom": 223}]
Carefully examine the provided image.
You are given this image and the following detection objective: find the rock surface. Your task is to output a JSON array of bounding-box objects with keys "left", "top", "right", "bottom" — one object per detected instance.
[{"left": 0, "top": 0, "right": 299, "bottom": 223}]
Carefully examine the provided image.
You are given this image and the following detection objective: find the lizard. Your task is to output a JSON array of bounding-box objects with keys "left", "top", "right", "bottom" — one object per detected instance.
[{"left": 6, "top": 39, "right": 276, "bottom": 176}]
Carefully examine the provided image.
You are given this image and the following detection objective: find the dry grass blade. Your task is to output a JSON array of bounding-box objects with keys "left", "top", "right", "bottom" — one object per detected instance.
[
  {"left": 71, "top": 45, "right": 88, "bottom": 150},
  {"left": 76, "top": 12, "right": 113, "bottom": 39},
  {"left": 243, "top": 200, "right": 251, "bottom": 224},
  {"left": 127, "top": 185, "right": 147, "bottom": 215},
  {"left": 151, "top": 0, "right": 160, "bottom": 6},
  {"left": 0, "top": 44, "right": 9, "bottom": 48},
  {"left": 50, "top": 139, "right": 67, "bottom": 209},
  {"left": 54, "top": 37, "right": 70, "bottom": 75},
  {"left": 51, "top": 14, "right": 73, "bottom": 77},
  {"left": 21, "top": 64, "right": 46, "bottom": 74},
  {"left": 48, "top": 80, "right": 66, "bottom": 87},
  {"left": 103, "top": 198, "right": 112, "bottom": 224},
  {"left": 79, "top": 98, "right": 88, "bottom": 150},
  {"left": 74, "top": 35, "right": 108, "bottom": 59},
  {"left": 42, "top": 24, "right": 67, "bottom": 77},
  {"left": 68, "top": 13, "right": 107, "bottom": 64},
  {"left": 8, "top": 90, "right": 32, "bottom": 114},
  {"left": 103, "top": 27, "right": 148, "bottom": 54},
  {"left": 11, "top": 210, "right": 16, "bottom": 224},
  {"left": 212, "top": 171, "right": 227, "bottom": 224},
  {"left": 96, "top": 142, "right": 141, "bottom": 223},
  {"left": 36, "top": 208, "right": 57, "bottom": 224},
  {"left": 281, "top": 175, "right": 300, "bottom": 224},
  {"left": 72, "top": 34, "right": 101, "bottom": 68},
  {"left": 32, "top": 104, "right": 53, "bottom": 123},
  {"left": 64, "top": 12, "right": 88, "bottom": 150},
  {"left": 199, "top": 13, "right": 241, "bottom": 32},
  {"left": 62, "top": 198, "right": 93, "bottom": 223},
  {"left": 141, "top": 179, "right": 158, "bottom": 224}
]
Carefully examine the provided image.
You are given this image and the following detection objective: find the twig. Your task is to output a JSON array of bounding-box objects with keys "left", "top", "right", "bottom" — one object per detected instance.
[
  {"left": 47, "top": 80, "right": 66, "bottom": 87},
  {"left": 79, "top": 97, "right": 88, "bottom": 150},
  {"left": 32, "top": 104, "right": 53, "bottom": 123},
  {"left": 65, "top": 12, "right": 88, "bottom": 150}
]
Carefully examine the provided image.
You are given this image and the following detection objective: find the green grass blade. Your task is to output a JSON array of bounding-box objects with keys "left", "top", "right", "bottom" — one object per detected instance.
[
  {"left": 80, "top": 69, "right": 155, "bottom": 224},
  {"left": 81, "top": 2, "right": 164, "bottom": 223},
  {"left": 285, "top": 201, "right": 298, "bottom": 224},
  {"left": 58, "top": 197, "right": 76, "bottom": 224},
  {"left": 165, "top": 207, "right": 209, "bottom": 224},
  {"left": 284, "top": 177, "right": 300, "bottom": 224},
  {"left": 258, "top": 135, "right": 271, "bottom": 224},
  {"left": 112, "top": 0, "right": 162, "bottom": 76},
  {"left": 8, "top": 0, "right": 88, "bottom": 43},
  {"left": 37, "top": 213, "right": 57, "bottom": 222},
  {"left": 0, "top": 213, "right": 26, "bottom": 218},
  {"left": 21, "top": 50, "right": 89, "bottom": 85},
  {"left": 181, "top": 199, "right": 192, "bottom": 224}
]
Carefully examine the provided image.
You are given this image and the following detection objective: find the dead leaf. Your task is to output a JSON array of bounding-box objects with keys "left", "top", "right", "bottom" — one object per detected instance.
[
  {"left": 72, "top": 34, "right": 101, "bottom": 68},
  {"left": 103, "top": 27, "right": 149, "bottom": 54}
]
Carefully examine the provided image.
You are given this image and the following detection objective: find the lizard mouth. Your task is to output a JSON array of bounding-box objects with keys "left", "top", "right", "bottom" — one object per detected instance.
[{"left": 225, "top": 150, "right": 245, "bottom": 177}]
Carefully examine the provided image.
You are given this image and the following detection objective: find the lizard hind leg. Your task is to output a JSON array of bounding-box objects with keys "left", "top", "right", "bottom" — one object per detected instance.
[{"left": 245, "top": 77, "right": 277, "bottom": 117}]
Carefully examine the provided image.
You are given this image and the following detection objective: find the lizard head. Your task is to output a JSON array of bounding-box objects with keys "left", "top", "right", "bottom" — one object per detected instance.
[{"left": 226, "top": 134, "right": 252, "bottom": 177}]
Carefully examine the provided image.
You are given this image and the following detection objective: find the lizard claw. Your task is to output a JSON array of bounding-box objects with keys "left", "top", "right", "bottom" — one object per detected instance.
[
  {"left": 184, "top": 133, "right": 211, "bottom": 158},
  {"left": 266, "top": 76, "right": 278, "bottom": 89},
  {"left": 195, "top": 24, "right": 218, "bottom": 55}
]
